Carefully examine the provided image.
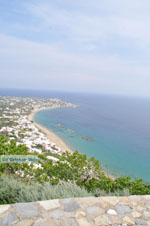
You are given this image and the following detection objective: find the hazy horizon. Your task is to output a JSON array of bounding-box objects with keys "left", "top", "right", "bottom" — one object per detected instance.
[
  {"left": 1, "top": 1, "right": 150, "bottom": 97},
  {"left": 1, "top": 87, "right": 150, "bottom": 100}
]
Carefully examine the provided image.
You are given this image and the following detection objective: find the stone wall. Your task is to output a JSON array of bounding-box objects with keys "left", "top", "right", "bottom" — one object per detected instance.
[{"left": 0, "top": 196, "right": 150, "bottom": 226}]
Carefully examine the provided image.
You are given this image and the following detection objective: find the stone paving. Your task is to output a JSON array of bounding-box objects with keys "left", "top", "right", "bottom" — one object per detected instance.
[{"left": 0, "top": 196, "right": 150, "bottom": 226}]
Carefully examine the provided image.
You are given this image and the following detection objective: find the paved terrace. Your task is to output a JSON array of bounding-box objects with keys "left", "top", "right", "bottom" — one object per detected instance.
[{"left": 0, "top": 196, "right": 150, "bottom": 226}]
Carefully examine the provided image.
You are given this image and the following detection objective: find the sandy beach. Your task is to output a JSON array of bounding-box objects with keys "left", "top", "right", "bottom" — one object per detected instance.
[
  {"left": 28, "top": 107, "right": 114, "bottom": 179},
  {"left": 28, "top": 107, "right": 73, "bottom": 154}
]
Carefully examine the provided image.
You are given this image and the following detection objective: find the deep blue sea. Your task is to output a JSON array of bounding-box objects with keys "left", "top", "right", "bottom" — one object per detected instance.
[{"left": 1, "top": 88, "right": 150, "bottom": 182}]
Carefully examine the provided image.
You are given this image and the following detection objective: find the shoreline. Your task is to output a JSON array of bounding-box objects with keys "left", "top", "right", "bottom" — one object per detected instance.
[
  {"left": 28, "top": 107, "right": 73, "bottom": 154},
  {"left": 28, "top": 107, "right": 115, "bottom": 179}
]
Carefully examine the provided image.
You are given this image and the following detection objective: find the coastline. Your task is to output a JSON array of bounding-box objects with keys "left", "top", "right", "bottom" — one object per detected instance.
[
  {"left": 28, "top": 107, "right": 115, "bottom": 179},
  {"left": 28, "top": 107, "right": 73, "bottom": 154}
]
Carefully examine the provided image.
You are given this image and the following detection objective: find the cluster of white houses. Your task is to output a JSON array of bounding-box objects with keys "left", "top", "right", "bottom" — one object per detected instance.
[
  {"left": 0, "top": 115, "right": 61, "bottom": 157},
  {"left": 0, "top": 96, "right": 76, "bottom": 163}
]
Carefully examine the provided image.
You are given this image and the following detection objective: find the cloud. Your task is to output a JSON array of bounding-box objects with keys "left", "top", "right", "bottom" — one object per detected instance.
[
  {"left": 0, "top": 34, "right": 150, "bottom": 96},
  {"left": 0, "top": 0, "right": 150, "bottom": 96},
  {"left": 25, "top": 0, "right": 150, "bottom": 49}
]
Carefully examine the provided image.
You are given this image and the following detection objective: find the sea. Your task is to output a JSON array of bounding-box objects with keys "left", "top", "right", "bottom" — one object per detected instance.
[{"left": 0, "top": 88, "right": 150, "bottom": 182}]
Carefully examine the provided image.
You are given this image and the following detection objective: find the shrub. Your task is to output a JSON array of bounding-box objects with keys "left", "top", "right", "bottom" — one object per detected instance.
[
  {"left": 1, "top": 136, "right": 150, "bottom": 199},
  {"left": 94, "top": 188, "right": 130, "bottom": 197},
  {"left": 0, "top": 176, "right": 92, "bottom": 204}
]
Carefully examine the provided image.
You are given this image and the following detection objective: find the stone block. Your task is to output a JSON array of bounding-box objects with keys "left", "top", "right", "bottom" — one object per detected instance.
[
  {"left": 0, "top": 205, "right": 10, "bottom": 214},
  {"left": 14, "top": 202, "right": 39, "bottom": 218},
  {"left": 38, "top": 200, "right": 60, "bottom": 211},
  {"left": 76, "top": 218, "right": 93, "bottom": 226},
  {"left": 0, "top": 211, "right": 17, "bottom": 226},
  {"left": 115, "top": 205, "right": 131, "bottom": 214},
  {"left": 62, "top": 199, "right": 80, "bottom": 212},
  {"left": 94, "top": 215, "right": 111, "bottom": 225}
]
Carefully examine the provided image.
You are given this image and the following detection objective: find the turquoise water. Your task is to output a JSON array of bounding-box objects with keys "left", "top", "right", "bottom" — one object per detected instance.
[
  {"left": 0, "top": 89, "right": 150, "bottom": 182},
  {"left": 34, "top": 94, "right": 150, "bottom": 182}
]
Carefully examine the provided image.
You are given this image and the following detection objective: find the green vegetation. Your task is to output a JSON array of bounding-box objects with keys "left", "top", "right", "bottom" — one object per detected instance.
[
  {"left": 0, "top": 176, "right": 131, "bottom": 204},
  {"left": 0, "top": 135, "right": 150, "bottom": 204},
  {"left": 0, "top": 176, "right": 92, "bottom": 204}
]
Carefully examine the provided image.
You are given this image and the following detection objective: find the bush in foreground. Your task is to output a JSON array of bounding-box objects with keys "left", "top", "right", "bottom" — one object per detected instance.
[
  {"left": 0, "top": 176, "right": 92, "bottom": 204},
  {"left": 0, "top": 176, "right": 131, "bottom": 204},
  {"left": 0, "top": 136, "right": 150, "bottom": 202}
]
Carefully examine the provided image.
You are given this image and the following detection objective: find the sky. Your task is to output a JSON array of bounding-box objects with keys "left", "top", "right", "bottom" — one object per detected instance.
[{"left": 0, "top": 0, "right": 150, "bottom": 97}]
